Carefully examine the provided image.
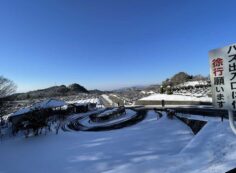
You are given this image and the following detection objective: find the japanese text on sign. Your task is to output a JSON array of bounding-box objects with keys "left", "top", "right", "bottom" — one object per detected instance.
[{"left": 209, "top": 44, "right": 236, "bottom": 110}]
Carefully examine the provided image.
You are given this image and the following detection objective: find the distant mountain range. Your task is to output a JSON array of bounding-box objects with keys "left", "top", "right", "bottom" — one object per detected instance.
[
  {"left": 113, "top": 85, "right": 148, "bottom": 92},
  {"left": 5, "top": 83, "right": 104, "bottom": 101},
  {"left": 3, "top": 72, "right": 209, "bottom": 101}
]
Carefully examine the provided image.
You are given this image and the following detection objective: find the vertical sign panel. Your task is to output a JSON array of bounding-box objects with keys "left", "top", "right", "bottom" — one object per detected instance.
[{"left": 209, "top": 43, "right": 236, "bottom": 110}]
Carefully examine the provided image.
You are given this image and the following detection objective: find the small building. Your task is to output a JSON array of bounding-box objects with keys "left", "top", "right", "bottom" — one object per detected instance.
[
  {"left": 8, "top": 107, "right": 33, "bottom": 125},
  {"left": 66, "top": 103, "right": 89, "bottom": 114},
  {"left": 89, "top": 103, "right": 97, "bottom": 109},
  {"left": 8, "top": 99, "right": 65, "bottom": 132}
]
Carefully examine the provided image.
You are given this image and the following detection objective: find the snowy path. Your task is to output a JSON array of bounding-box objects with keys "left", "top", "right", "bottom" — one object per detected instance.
[
  {"left": 0, "top": 111, "right": 193, "bottom": 173},
  {"left": 100, "top": 95, "right": 114, "bottom": 107}
]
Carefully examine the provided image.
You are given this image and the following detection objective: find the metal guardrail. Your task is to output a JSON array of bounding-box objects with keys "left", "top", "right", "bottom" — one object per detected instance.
[
  {"left": 135, "top": 100, "right": 212, "bottom": 106},
  {"left": 153, "top": 107, "right": 236, "bottom": 119}
]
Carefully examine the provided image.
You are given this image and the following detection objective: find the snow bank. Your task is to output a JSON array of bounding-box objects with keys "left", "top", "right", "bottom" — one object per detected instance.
[
  {"left": 140, "top": 93, "right": 212, "bottom": 102},
  {"left": 177, "top": 121, "right": 236, "bottom": 173}
]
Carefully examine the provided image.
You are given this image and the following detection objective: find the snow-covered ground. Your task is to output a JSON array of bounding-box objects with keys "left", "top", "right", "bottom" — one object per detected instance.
[
  {"left": 178, "top": 121, "right": 236, "bottom": 173},
  {"left": 140, "top": 93, "right": 212, "bottom": 102},
  {"left": 0, "top": 110, "right": 236, "bottom": 173}
]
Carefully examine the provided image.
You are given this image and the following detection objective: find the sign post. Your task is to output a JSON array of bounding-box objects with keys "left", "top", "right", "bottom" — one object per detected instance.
[
  {"left": 228, "top": 110, "right": 236, "bottom": 134},
  {"left": 209, "top": 43, "right": 236, "bottom": 134}
]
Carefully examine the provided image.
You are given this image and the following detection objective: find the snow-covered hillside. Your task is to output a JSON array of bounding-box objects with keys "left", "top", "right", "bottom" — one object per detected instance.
[
  {"left": 177, "top": 80, "right": 209, "bottom": 87},
  {"left": 0, "top": 110, "right": 235, "bottom": 173}
]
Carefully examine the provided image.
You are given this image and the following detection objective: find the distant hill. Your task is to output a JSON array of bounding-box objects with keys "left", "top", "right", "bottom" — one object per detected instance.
[
  {"left": 5, "top": 83, "right": 89, "bottom": 101},
  {"left": 112, "top": 72, "right": 209, "bottom": 95},
  {"left": 141, "top": 84, "right": 161, "bottom": 93},
  {"left": 89, "top": 89, "right": 107, "bottom": 95},
  {"left": 162, "top": 72, "right": 209, "bottom": 87},
  {"left": 113, "top": 86, "right": 147, "bottom": 93}
]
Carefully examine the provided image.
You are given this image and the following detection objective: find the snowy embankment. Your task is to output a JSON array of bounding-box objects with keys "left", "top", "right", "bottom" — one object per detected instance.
[
  {"left": 140, "top": 93, "right": 212, "bottom": 102},
  {"left": 0, "top": 111, "right": 193, "bottom": 173},
  {"left": 176, "top": 121, "right": 236, "bottom": 173},
  {"left": 136, "top": 93, "right": 212, "bottom": 106},
  {"left": 96, "top": 120, "right": 236, "bottom": 173}
]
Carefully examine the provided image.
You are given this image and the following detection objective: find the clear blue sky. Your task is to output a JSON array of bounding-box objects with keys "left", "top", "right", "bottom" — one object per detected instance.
[{"left": 1, "top": 0, "right": 236, "bottom": 92}]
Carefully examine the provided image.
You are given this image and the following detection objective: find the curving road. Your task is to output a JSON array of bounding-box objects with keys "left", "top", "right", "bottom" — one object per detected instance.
[{"left": 62, "top": 108, "right": 147, "bottom": 132}]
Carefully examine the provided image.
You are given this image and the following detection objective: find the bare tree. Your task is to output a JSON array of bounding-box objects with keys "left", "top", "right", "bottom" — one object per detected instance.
[
  {"left": 0, "top": 76, "right": 16, "bottom": 98},
  {"left": 0, "top": 76, "right": 17, "bottom": 118}
]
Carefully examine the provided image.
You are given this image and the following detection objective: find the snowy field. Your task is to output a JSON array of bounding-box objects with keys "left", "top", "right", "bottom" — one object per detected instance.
[{"left": 0, "top": 110, "right": 236, "bottom": 173}]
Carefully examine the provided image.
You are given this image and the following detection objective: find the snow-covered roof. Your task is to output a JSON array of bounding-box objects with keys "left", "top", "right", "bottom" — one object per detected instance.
[
  {"left": 32, "top": 99, "right": 66, "bottom": 109},
  {"left": 67, "top": 98, "right": 99, "bottom": 105},
  {"left": 9, "top": 99, "right": 66, "bottom": 118},
  {"left": 11, "top": 107, "right": 32, "bottom": 117},
  {"left": 140, "top": 94, "right": 212, "bottom": 102}
]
